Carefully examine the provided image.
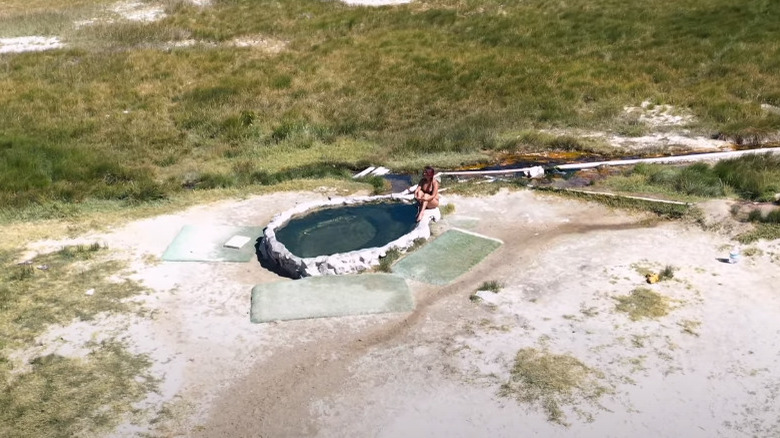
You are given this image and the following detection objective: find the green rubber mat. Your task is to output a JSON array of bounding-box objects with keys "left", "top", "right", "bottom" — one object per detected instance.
[
  {"left": 162, "top": 225, "right": 263, "bottom": 262},
  {"left": 251, "top": 273, "right": 414, "bottom": 323},
  {"left": 392, "top": 229, "right": 502, "bottom": 285}
]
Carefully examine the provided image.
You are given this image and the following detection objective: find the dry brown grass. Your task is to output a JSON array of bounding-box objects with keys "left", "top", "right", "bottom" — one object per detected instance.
[
  {"left": 500, "top": 348, "right": 609, "bottom": 425},
  {"left": 614, "top": 287, "right": 671, "bottom": 321}
]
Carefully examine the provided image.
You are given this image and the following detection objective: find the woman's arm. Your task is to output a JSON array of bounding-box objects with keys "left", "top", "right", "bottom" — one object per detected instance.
[{"left": 414, "top": 180, "right": 439, "bottom": 201}]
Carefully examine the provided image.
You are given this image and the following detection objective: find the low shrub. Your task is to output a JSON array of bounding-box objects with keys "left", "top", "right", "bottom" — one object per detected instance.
[
  {"left": 658, "top": 265, "right": 676, "bottom": 281},
  {"left": 376, "top": 248, "right": 401, "bottom": 273},
  {"left": 674, "top": 163, "right": 725, "bottom": 197},
  {"left": 608, "top": 155, "right": 779, "bottom": 202},
  {"left": 736, "top": 224, "right": 780, "bottom": 243},
  {"left": 745, "top": 208, "right": 780, "bottom": 224},
  {"left": 713, "top": 153, "right": 780, "bottom": 202},
  {"left": 478, "top": 280, "right": 504, "bottom": 293}
]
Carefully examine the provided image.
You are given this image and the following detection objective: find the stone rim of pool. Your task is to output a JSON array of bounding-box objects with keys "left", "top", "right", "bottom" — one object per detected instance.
[{"left": 260, "top": 194, "right": 440, "bottom": 278}]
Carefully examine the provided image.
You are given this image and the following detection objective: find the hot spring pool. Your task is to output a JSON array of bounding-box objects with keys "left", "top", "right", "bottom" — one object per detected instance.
[
  {"left": 260, "top": 195, "right": 436, "bottom": 277},
  {"left": 274, "top": 203, "right": 418, "bottom": 258}
]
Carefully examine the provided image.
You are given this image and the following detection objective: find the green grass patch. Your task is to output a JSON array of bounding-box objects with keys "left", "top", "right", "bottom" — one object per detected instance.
[
  {"left": 0, "top": 341, "right": 156, "bottom": 438},
  {"left": 614, "top": 287, "right": 671, "bottom": 321},
  {"left": 712, "top": 153, "right": 780, "bottom": 202},
  {"left": 500, "top": 348, "right": 609, "bottom": 426},
  {"left": 736, "top": 223, "right": 780, "bottom": 243},
  {"left": 0, "top": 242, "right": 154, "bottom": 437},
  {"left": 498, "top": 130, "right": 616, "bottom": 156},
  {"left": 1, "top": 0, "right": 112, "bottom": 16},
  {"left": 598, "top": 162, "right": 726, "bottom": 199},
  {"left": 598, "top": 154, "right": 780, "bottom": 203},
  {"left": 0, "top": 244, "right": 146, "bottom": 348},
  {"left": 746, "top": 208, "right": 780, "bottom": 224},
  {"left": 3, "top": 0, "right": 780, "bottom": 211},
  {"left": 0, "top": 177, "right": 370, "bottom": 227}
]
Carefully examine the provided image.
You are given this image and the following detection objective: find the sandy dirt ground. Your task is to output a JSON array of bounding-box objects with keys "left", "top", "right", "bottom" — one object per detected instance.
[{"left": 17, "top": 188, "right": 780, "bottom": 437}]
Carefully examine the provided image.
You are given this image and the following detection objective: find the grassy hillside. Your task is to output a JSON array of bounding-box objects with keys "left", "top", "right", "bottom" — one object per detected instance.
[{"left": 1, "top": 0, "right": 779, "bottom": 210}]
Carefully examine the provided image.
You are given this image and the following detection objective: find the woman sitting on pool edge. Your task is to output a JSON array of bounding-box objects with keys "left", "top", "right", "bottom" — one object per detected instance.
[{"left": 414, "top": 166, "right": 440, "bottom": 222}]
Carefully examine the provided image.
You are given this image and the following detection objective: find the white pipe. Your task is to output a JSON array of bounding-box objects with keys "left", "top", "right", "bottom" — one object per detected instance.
[
  {"left": 547, "top": 188, "right": 691, "bottom": 205},
  {"left": 436, "top": 148, "right": 779, "bottom": 177},
  {"left": 438, "top": 167, "right": 538, "bottom": 176},
  {"left": 556, "top": 148, "right": 780, "bottom": 170},
  {"left": 353, "top": 166, "right": 376, "bottom": 178}
]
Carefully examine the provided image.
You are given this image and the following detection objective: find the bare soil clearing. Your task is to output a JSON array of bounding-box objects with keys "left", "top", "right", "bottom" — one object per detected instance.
[{"left": 10, "top": 188, "right": 779, "bottom": 437}]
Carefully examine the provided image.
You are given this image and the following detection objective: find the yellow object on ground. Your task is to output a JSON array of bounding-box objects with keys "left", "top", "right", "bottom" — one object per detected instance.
[{"left": 646, "top": 273, "right": 659, "bottom": 284}]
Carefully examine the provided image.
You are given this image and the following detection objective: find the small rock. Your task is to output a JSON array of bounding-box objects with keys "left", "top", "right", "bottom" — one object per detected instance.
[
  {"left": 475, "top": 290, "right": 501, "bottom": 305},
  {"left": 760, "top": 103, "right": 780, "bottom": 115},
  {"left": 36, "top": 265, "right": 49, "bottom": 271},
  {"left": 85, "top": 288, "right": 95, "bottom": 296}
]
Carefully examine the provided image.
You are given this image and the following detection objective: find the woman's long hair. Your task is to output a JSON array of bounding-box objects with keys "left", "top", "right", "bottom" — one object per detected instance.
[{"left": 420, "top": 166, "right": 435, "bottom": 193}]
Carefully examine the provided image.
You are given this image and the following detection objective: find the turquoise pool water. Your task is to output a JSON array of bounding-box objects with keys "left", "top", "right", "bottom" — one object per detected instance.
[{"left": 275, "top": 202, "right": 418, "bottom": 258}]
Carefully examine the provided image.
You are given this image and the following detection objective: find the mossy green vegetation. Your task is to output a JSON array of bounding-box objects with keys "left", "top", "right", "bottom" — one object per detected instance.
[
  {"left": 500, "top": 348, "right": 608, "bottom": 426},
  {"left": 2, "top": 0, "right": 780, "bottom": 212}
]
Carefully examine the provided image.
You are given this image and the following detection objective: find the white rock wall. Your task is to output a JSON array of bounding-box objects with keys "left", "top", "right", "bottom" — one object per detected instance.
[{"left": 261, "top": 194, "right": 438, "bottom": 278}]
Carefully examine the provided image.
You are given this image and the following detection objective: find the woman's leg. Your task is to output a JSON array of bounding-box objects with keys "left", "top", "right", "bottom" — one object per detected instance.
[{"left": 416, "top": 200, "right": 428, "bottom": 222}]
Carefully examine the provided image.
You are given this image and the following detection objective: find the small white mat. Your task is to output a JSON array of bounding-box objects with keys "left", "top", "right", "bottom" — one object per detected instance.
[{"left": 224, "top": 235, "right": 252, "bottom": 249}]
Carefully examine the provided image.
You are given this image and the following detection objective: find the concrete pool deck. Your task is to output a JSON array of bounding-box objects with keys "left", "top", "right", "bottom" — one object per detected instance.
[
  {"left": 250, "top": 273, "right": 414, "bottom": 322},
  {"left": 392, "top": 229, "right": 502, "bottom": 285},
  {"left": 161, "top": 225, "right": 263, "bottom": 262}
]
